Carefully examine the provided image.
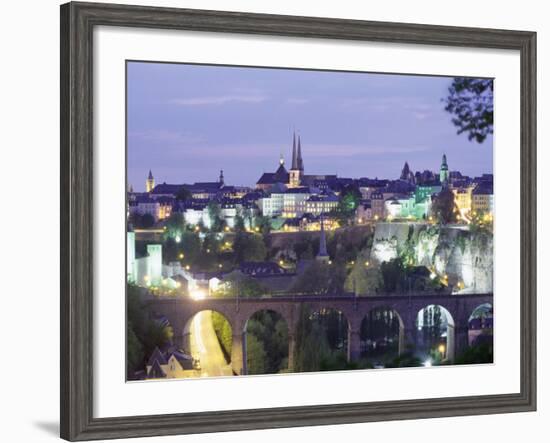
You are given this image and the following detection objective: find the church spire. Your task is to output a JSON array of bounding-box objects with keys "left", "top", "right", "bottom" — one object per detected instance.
[
  {"left": 316, "top": 215, "right": 329, "bottom": 262},
  {"left": 297, "top": 135, "right": 304, "bottom": 171},
  {"left": 291, "top": 132, "right": 298, "bottom": 170},
  {"left": 440, "top": 153, "right": 449, "bottom": 186},
  {"left": 219, "top": 169, "right": 224, "bottom": 186}
]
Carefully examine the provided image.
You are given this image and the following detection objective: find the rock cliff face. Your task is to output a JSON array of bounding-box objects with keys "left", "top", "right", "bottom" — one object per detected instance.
[{"left": 370, "top": 222, "right": 493, "bottom": 293}]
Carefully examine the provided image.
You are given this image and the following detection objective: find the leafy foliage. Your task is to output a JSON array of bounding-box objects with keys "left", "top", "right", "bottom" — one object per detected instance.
[
  {"left": 232, "top": 232, "right": 267, "bottom": 262},
  {"left": 130, "top": 212, "right": 155, "bottom": 228},
  {"left": 214, "top": 271, "right": 269, "bottom": 298},
  {"left": 127, "top": 285, "right": 174, "bottom": 376},
  {"left": 207, "top": 201, "right": 226, "bottom": 232},
  {"left": 291, "top": 261, "right": 346, "bottom": 295},
  {"left": 360, "top": 308, "right": 401, "bottom": 357},
  {"left": 211, "top": 311, "right": 232, "bottom": 363},
  {"left": 444, "top": 77, "right": 493, "bottom": 143},
  {"left": 432, "top": 187, "right": 456, "bottom": 224},
  {"left": 246, "top": 310, "right": 288, "bottom": 374},
  {"left": 175, "top": 186, "right": 192, "bottom": 202},
  {"left": 293, "top": 305, "right": 350, "bottom": 373},
  {"left": 455, "top": 343, "right": 493, "bottom": 365}
]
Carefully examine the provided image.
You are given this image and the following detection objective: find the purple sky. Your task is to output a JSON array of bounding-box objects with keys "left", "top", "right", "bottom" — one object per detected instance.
[{"left": 127, "top": 61, "right": 493, "bottom": 191}]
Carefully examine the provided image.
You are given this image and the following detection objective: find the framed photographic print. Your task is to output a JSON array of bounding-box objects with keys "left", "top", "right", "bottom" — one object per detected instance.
[{"left": 60, "top": 1, "right": 537, "bottom": 441}]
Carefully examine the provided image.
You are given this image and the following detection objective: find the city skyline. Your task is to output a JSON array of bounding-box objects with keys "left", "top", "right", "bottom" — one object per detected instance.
[{"left": 127, "top": 62, "right": 493, "bottom": 191}]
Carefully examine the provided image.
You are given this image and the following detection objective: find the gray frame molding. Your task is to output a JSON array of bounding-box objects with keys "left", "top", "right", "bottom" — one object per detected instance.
[{"left": 60, "top": 2, "right": 537, "bottom": 441}]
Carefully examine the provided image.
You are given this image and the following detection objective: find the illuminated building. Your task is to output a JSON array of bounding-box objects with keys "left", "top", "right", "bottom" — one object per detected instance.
[
  {"left": 304, "top": 193, "right": 339, "bottom": 216},
  {"left": 127, "top": 231, "right": 163, "bottom": 287},
  {"left": 452, "top": 186, "right": 474, "bottom": 217},
  {"left": 146, "top": 170, "right": 155, "bottom": 193},
  {"left": 288, "top": 133, "right": 304, "bottom": 188},
  {"left": 472, "top": 181, "right": 494, "bottom": 215}
]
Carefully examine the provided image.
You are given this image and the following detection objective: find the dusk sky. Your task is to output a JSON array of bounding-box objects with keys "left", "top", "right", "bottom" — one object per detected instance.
[{"left": 127, "top": 61, "right": 493, "bottom": 191}]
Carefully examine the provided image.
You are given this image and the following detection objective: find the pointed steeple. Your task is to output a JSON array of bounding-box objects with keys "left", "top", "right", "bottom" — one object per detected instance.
[
  {"left": 291, "top": 132, "right": 298, "bottom": 170},
  {"left": 297, "top": 136, "right": 304, "bottom": 171},
  {"left": 219, "top": 169, "right": 224, "bottom": 186},
  {"left": 440, "top": 153, "right": 449, "bottom": 186},
  {"left": 316, "top": 215, "right": 329, "bottom": 262},
  {"left": 148, "top": 170, "right": 153, "bottom": 180}
]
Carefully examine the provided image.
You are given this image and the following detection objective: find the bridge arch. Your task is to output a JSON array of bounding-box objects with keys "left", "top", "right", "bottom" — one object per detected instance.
[
  {"left": 180, "top": 309, "right": 234, "bottom": 376},
  {"left": 416, "top": 304, "right": 455, "bottom": 363},
  {"left": 144, "top": 293, "right": 494, "bottom": 373},
  {"left": 307, "top": 306, "right": 352, "bottom": 363},
  {"left": 360, "top": 306, "right": 405, "bottom": 361},
  {"left": 468, "top": 303, "right": 493, "bottom": 347}
]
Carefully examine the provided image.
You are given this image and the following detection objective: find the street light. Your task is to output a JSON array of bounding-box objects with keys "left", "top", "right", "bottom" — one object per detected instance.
[{"left": 190, "top": 289, "right": 206, "bottom": 300}]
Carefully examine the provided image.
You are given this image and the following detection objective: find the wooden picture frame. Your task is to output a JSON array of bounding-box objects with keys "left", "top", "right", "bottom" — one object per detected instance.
[{"left": 60, "top": 1, "right": 536, "bottom": 440}]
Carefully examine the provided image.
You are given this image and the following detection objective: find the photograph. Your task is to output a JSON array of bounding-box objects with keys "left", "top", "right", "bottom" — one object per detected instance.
[{"left": 125, "top": 61, "right": 494, "bottom": 381}]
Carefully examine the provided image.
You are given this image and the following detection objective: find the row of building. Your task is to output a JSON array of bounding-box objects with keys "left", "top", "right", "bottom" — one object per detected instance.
[{"left": 128, "top": 134, "right": 494, "bottom": 230}]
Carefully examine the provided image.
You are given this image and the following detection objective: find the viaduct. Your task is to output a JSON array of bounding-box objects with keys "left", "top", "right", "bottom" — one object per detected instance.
[{"left": 146, "top": 292, "right": 493, "bottom": 375}]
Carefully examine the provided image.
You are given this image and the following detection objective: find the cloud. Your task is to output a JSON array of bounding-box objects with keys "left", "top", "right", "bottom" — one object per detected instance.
[
  {"left": 285, "top": 98, "right": 310, "bottom": 105},
  {"left": 128, "top": 130, "right": 205, "bottom": 144},
  {"left": 339, "top": 96, "right": 438, "bottom": 115},
  {"left": 168, "top": 94, "right": 268, "bottom": 106},
  {"left": 303, "top": 143, "right": 430, "bottom": 157}
]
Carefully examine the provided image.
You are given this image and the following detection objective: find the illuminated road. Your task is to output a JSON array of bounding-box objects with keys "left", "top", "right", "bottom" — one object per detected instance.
[{"left": 190, "top": 310, "right": 233, "bottom": 377}]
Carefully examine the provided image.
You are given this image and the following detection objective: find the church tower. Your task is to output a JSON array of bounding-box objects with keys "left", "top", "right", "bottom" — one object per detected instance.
[
  {"left": 440, "top": 154, "right": 449, "bottom": 186},
  {"left": 219, "top": 169, "right": 225, "bottom": 186},
  {"left": 289, "top": 133, "right": 304, "bottom": 188},
  {"left": 146, "top": 170, "right": 155, "bottom": 193},
  {"left": 316, "top": 215, "right": 330, "bottom": 263}
]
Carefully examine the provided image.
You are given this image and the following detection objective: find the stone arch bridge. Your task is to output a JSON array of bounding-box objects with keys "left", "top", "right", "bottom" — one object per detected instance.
[{"left": 146, "top": 292, "right": 493, "bottom": 375}]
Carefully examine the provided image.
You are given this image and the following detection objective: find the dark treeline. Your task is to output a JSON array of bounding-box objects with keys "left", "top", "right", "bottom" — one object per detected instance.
[
  {"left": 246, "top": 310, "right": 289, "bottom": 374},
  {"left": 293, "top": 305, "right": 352, "bottom": 372}
]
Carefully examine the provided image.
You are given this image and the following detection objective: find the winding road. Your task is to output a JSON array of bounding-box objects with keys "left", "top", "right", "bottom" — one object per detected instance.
[{"left": 190, "top": 310, "right": 233, "bottom": 377}]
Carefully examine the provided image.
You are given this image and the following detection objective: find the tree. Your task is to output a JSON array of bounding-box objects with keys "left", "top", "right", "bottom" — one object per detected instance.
[
  {"left": 126, "top": 285, "right": 174, "bottom": 374},
  {"left": 245, "top": 311, "right": 289, "bottom": 374},
  {"left": 207, "top": 201, "right": 225, "bottom": 232},
  {"left": 175, "top": 186, "right": 192, "bottom": 202},
  {"left": 164, "top": 212, "right": 184, "bottom": 236},
  {"left": 293, "top": 305, "right": 331, "bottom": 373},
  {"left": 335, "top": 184, "right": 361, "bottom": 224},
  {"left": 129, "top": 212, "right": 155, "bottom": 229},
  {"left": 254, "top": 215, "right": 272, "bottom": 236},
  {"left": 246, "top": 334, "right": 267, "bottom": 374},
  {"left": 214, "top": 271, "right": 269, "bottom": 298},
  {"left": 232, "top": 232, "right": 267, "bottom": 262},
  {"left": 140, "top": 213, "right": 155, "bottom": 228},
  {"left": 432, "top": 187, "right": 456, "bottom": 224},
  {"left": 291, "top": 261, "right": 346, "bottom": 295},
  {"left": 211, "top": 311, "right": 232, "bottom": 363},
  {"left": 379, "top": 258, "right": 406, "bottom": 293},
  {"left": 234, "top": 214, "right": 246, "bottom": 232},
  {"left": 344, "top": 256, "right": 382, "bottom": 295},
  {"left": 444, "top": 77, "right": 493, "bottom": 143},
  {"left": 127, "top": 321, "right": 143, "bottom": 373},
  {"left": 455, "top": 343, "right": 493, "bottom": 364}
]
